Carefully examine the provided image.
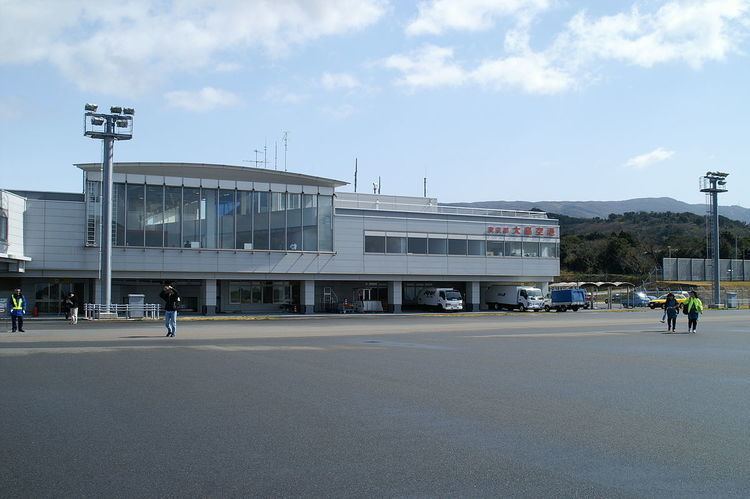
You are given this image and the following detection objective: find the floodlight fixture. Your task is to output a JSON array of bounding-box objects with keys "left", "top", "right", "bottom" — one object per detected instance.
[
  {"left": 122, "top": 107, "right": 135, "bottom": 115},
  {"left": 85, "top": 103, "right": 98, "bottom": 112},
  {"left": 110, "top": 106, "right": 122, "bottom": 114},
  {"left": 91, "top": 117, "right": 105, "bottom": 126},
  {"left": 115, "top": 119, "right": 129, "bottom": 127}
]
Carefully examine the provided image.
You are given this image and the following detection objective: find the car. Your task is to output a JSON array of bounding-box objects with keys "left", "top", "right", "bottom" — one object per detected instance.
[
  {"left": 621, "top": 292, "right": 651, "bottom": 308},
  {"left": 648, "top": 293, "right": 688, "bottom": 309}
]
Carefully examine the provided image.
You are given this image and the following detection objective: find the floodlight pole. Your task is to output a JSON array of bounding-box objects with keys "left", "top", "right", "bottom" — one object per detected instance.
[
  {"left": 700, "top": 172, "right": 728, "bottom": 308},
  {"left": 101, "top": 121, "right": 114, "bottom": 309},
  {"left": 84, "top": 105, "right": 133, "bottom": 314}
]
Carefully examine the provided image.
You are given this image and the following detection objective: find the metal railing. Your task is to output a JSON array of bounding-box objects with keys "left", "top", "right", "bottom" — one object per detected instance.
[
  {"left": 84, "top": 303, "right": 161, "bottom": 320},
  {"left": 335, "top": 199, "right": 549, "bottom": 219}
]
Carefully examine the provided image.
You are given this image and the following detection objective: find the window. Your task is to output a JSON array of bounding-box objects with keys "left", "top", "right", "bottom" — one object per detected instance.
[
  {"left": 145, "top": 185, "right": 164, "bottom": 247},
  {"left": 219, "top": 189, "right": 236, "bottom": 249},
  {"left": 270, "top": 192, "right": 286, "bottom": 250},
  {"left": 448, "top": 237, "right": 467, "bottom": 255},
  {"left": 540, "top": 242, "right": 558, "bottom": 258},
  {"left": 286, "top": 193, "right": 302, "bottom": 251},
  {"left": 254, "top": 191, "right": 270, "bottom": 250},
  {"left": 507, "top": 240, "right": 523, "bottom": 257},
  {"left": 386, "top": 235, "right": 407, "bottom": 254},
  {"left": 318, "top": 195, "right": 333, "bottom": 252},
  {"left": 428, "top": 235, "right": 447, "bottom": 255},
  {"left": 487, "top": 240, "right": 504, "bottom": 256},
  {"left": 164, "top": 186, "right": 182, "bottom": 248},
  {"left": 365, "top": 234, "right": 385, "bottom": 253},
  {"left": 0, "top": 213, "right": 6, "bottom": 243},
  {"left": 408, "top": 235, "right": 427, "bottom": 254},
  {"left": 200, "top": 188, "right": 217, "bottom": 249},
  {"left": 113, "top": 183, "right": 126, "bottom": 246},
  {"left": 523, "top": 241, "right": 539, "bottom": 257},
  {"left": 302, "top": 194, "right": 317, "bottom": 251},
  {"left": 182, "top": 187, "right": 201, "bottom": 247},
  {"left": 236, "top": 190, "right": 253, "bottom": 249},
  {"left": 468, "top": 239, "right": 485, "bottom": 256},
  {"left": 125, "top": 184, "right": 144, "bottom": 246}
]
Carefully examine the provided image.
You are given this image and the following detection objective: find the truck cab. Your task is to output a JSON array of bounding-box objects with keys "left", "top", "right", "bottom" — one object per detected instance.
[{"left": 417, "top": 288, "right": 464, "bottom": 311}]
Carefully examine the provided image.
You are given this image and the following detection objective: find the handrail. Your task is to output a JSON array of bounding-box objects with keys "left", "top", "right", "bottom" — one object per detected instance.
[
  {"left": 84, "top": 303, "right": 161, "bottom": 320},
  {"left": 335, "top": 198, "right": 548, "bottom": 219}
]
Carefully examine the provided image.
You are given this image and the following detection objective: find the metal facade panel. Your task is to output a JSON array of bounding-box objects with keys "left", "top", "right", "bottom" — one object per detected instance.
[
  {"left": 164, "top": 176, "right": 183, "bottom": 186},
  {"left": 236, "top": 181, "right": 253, "bottom": 191},
  {"left": 286, "top": 184, "right": 303, "bottom": 193},
  {"left": 201, "top": 178, "right": 219, "bottom": 188},
  {"left": 254, "top": 182, "right": 270, "bottom": 191},
  {"left": 126, "top": 174, "right": 146, "bottom": 184},
  {"left": 218, "top": 180, "right": 236, "bottom": 189},
  {"left": 270, "top": 183, "right": 286, "bottom": 193},
  {"left": 145, "top": 175, "right": 164, "bottom": 185}
]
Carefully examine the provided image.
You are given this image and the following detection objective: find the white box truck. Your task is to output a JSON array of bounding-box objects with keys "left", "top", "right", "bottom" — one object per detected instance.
[
  {"left": 486, "top": 285, "right": 544, "bottom": 311},
  {"left": 417, "top": 288, "right": 464, "bottom": 311}
]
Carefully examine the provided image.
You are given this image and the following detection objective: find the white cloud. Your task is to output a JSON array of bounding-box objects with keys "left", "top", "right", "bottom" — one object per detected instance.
[
  {"left": 472, "top": 53, "right": 574, "bottom": 94},
  {"left": 560, "top": 0, "right": 750, "bottom": 69},
  {"left": 0, "top": 0, "right": 387, "bottom": 96},
  {"left": 164, "top": 87, "right": 241, "bottom": 112},
  {"left": 406, "top": 0, "right": 551, "bottom": 35},
  {"left": 321, "top": 72, "right": 361, "bottom": 90},
  {"left": 625, "top": 147, "right": 675, "bottom": 169},
  {"left": 264, "top": 88, "right": 308, "bottom": 104},
  {"left": 382, "top": 45, "right": 467, "bottom": 87}
]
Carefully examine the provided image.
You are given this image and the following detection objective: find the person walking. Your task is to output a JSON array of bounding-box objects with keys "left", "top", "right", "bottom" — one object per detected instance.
[
  {"left": 65, "top": 292, "right": 79, "bottom": 325},
  {"left": 662, "top": 293, "right": 679, "bottom": 333},
  {"left": 7, "top": 288, "right": 26, "bottom": 333},
  {"left": 683, "top": 290, "right": 703, "bottom": 333},
  {"left": 159, "top": 283, "right": 180, "bottom": 337}
]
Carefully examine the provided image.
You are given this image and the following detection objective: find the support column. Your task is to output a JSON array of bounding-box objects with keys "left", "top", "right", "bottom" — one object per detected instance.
[
  {"left": 203, "top": 279, "right": 217, "bottom": 315},
  {"left": 389, "top": 280, "right": 402, "bottom": 313},
  {"left": 302, "top": 280, "right": 315, "bottom": 314},
  {"left": 538, "top": 282, "right": 550, "bottom": 297},
  {"left": 465, "top": 281, "right": 481, "bottom": 311},
  {"left": 94, "top": 279, "right": 103, "bottom": 304}
]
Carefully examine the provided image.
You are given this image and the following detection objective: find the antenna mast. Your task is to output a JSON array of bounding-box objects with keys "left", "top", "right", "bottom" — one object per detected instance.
[
  {"left": 423, "top": 177, "right": 427, "bottom": 197},
  {"left": 354, "top": 158, "right": 358, "bottom": 193},
  {"left": 282, "top": 131, "right": 289, "bottom": 172}
]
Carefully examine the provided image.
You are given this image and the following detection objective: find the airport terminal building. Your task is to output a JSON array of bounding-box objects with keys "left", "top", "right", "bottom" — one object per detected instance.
[{"left": 1, "top": 163, "right": 560, "bottom": 314}]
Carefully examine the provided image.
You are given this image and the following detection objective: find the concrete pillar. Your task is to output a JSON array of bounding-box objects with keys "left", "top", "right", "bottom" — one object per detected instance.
[
  {"left": 465, "top": 281, "right": 481, "bottom": 311},
  {"left": 302, "top": 280, "right": 315, "bottom": 314},
  {"left": 389, "top": 280, "right": 402, "bottom": 313},
  {"left": 203, "top": 279, "right": 217, "bottom": 315},
  {"left": 94, "top": 279, "right": 103, "bottom": 304},
  {"left": 538, "top": 282, "right": 550, "bottom": 296}
]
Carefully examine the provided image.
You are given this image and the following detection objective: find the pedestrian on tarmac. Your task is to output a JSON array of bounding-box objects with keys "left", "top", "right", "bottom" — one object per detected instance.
[
  {"left": 662, "top": 293, "right": 679, "bottom": 333},
  {"left": 7, "top": 288, "right": 26, "bottom": 333},
  {"left": 65, "top": 292, "right": 79, "bottom": 325},
  {"left": 159, "top": 283, "right": 180, "bottom": 337},
  {"left": 683, "top": 290, "right": 703, "bottom": 333}
]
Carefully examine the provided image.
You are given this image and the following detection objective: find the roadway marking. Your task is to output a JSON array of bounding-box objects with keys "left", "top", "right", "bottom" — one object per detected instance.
[
  {"left": 469, "top": 331, "right": 629, "bottom": 338},
  {"left": 0, "top": 344, "right": 329, "bottom": 357}
]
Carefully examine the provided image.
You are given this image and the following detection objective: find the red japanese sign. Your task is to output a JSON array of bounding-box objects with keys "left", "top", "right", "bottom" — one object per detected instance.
[{"left": 486, "top": 225, "right": 558, "bottom": 237}]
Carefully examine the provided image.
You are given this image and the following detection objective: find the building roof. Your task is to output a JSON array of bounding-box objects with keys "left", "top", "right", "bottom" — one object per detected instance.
[
  {"left": 8, "top": 190, "right": 85, "bottom": 202},
  {"left": 75, "top": 162, "right": 348, "bottom": 188}
]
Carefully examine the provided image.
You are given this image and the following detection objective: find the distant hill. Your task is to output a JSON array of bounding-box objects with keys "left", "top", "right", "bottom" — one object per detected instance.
[{"left": 450, "top": 197, "right": 750, "bottom": 224}]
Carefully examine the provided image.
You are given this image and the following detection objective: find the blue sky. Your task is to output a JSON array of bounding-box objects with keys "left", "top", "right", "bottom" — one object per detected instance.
[{"left": 1, "top": 0, "right": 748, "bottom": 206}]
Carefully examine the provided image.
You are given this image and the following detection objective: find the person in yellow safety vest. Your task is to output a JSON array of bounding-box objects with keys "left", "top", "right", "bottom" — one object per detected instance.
[
  {"left": 7, "top": 288, "right": 27, "bottom": 333},
  {"left": 683, "top": 290, "right": 703, "bottom": 334}
]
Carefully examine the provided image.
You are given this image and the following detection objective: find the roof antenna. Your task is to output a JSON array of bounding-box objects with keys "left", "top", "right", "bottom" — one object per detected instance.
[
  {"left": 354, "top": 158, "right": 358, "bottom": 193},
  {"left": 282, "top": 131, "right": 289, "bottom": 172}
]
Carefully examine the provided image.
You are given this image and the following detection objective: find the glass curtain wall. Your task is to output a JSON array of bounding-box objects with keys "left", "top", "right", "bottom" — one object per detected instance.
[
  {"left": 183, "top": 187, "right": 201, "bottom": 247},
  {"left": 286, "top": 193, "right": 302, "bottom": 251},
  {"left": 145, "top": 185, "right": 164, "bottom": 247},
  {"left": 303, "top": 194, "right": 317, "bottom": 251},
  {"left": 109, "top": 184, "right": 334, "bottom": 252},
  {"left": 200, "top": 189, "right": 217, "bottom": 249},
  {"left": 125, "top": 184, "right": 145, "bottom": 246},
  {"left": 113, "top": 183, "right": 126, "bottom": 246},
  {"left": 318, "top": 195, "right": 333, "bottom": 252},
  {"left": 270, "top": 192, "right": 286, "bottom": 250},
  {"left": 164, "top": 186, "right": 182, "bottom": 247},
  {"left": 236, "top": 190, "right": 253, "bottom": 249},
  {"left": 219, "top": 190, "right": 236, "bottom": 249},
  {"left": 253, "top": 191, "right": 270, "bottom": 250}
]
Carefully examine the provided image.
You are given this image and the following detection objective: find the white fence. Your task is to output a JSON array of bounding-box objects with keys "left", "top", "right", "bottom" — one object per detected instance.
[{"left": 84, "top": 303, "right": 161, "bottom": 320}]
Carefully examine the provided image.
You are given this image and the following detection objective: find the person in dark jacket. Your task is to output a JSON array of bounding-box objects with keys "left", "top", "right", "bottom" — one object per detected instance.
[
  {"left": 7, "top": 288, "right": 26, "bottom": 333},
  {"left": 662, "top": 293, "right": 679, "bottom": 333},
  {"left": 159, "top": 284, "right": 180, "bottom": 337},
  {"left": 65, "top": 292, "right": 79, "bottom": 325}
]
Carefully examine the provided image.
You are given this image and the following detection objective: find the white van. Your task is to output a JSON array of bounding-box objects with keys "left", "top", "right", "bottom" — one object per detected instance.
[
  {"left": 486, "top": 285, "right": 544, "bottom": 311},
  {"left": 417, "top": 288, "right": 464, "bottom": 311}
]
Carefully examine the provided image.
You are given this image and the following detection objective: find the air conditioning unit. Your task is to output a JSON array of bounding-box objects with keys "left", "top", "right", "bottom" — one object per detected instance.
[
  {"left": 189, "top": 241, "right": 200, "bottom": 248},
  {"left": 243, "top": 243, "right": 254, "bottom": 250}
]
